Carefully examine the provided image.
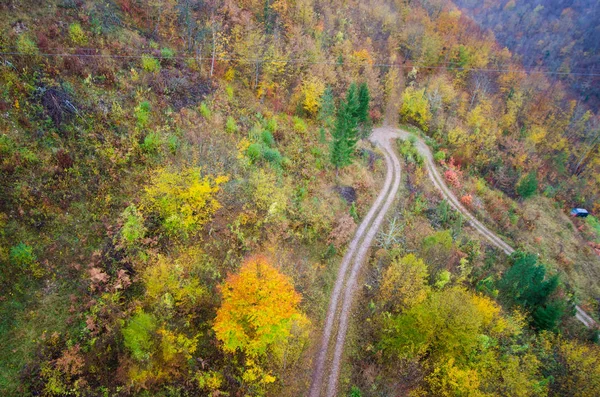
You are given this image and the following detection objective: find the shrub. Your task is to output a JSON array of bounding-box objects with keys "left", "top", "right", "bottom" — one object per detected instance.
[
  {"left": 167, "top": 135, "right": 180, "bottom": 154},
  {"left": 226, "top": 116, "right": 238, "bottom": 133},
  {"left": 460, "top": 194, "right": 473, "bottom": 207},
  {"left": 246, "top": 143, "right": 263, "bottom": 162},
  {"left": 434, "top": 150, "right": 446, "bottom": 163},
  {"left": 141, "top": 54, "right": 160, "bottom": 73},
  {"left": 122, "top": 311, "right": 157, "bottom": 361},
  {"left": 261, "top": 130, "right": 275, "bottom": 147},
  {"left": 16, "top": 34, "right": 38, "bottom": 55},
  {"left": 135, "top": 101, "right": 151, "bottom": 128},
  {"left": 225, "top": 85, "right": 234, "bottom": 101},
  {"left": 160, "top": 47, "right": 175, "bottom": 59},
  {"left": 141, "top": 132, "right": 161, "bottom": 154},
  {"left": 262, "top": 147, "right": 282, "bottom": 165},
  {"left": 199, "top": 102, "right": 211, "bottom": 119},
  {"left": 10, "top": 242, "right": 43, "bottom": 278},
  {"left": 141, "top": 167, "right": 228, "bottom": 237},
  {"left": 293, "top": 116, "right": 307, "bottom": 133},
  {"left": 516, "top": 171, "right": 538, "bottom": 199},
  {"left": 68, "top": 23, "right": 88, "bottom": 45},
  {"left": 9, "top": 243, "right": 36, "bottom": 269},
  {"left": 120, "top": 205, "right": 146, "bottom": 246},
  {"left": 444, "top": 169, "right": 461, "bottom": 188}
]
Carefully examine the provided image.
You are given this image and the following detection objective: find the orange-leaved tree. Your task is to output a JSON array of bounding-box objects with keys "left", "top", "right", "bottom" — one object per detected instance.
[{"left": 213, "top": 255, "right": 307, "bottom": 357}]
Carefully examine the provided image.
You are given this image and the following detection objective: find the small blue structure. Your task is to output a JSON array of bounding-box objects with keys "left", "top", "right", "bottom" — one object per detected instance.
[{"left": 570, "top": 208, "right": 589, "bottom": 217}]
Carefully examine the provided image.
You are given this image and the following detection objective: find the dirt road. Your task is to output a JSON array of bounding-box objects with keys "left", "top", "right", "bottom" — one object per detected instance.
[
  {"left": 308, "top": 127, "right": 403, "bottom": 397},
  {"left": 309, "top": 126, "right": 596, "bottom": 396}
]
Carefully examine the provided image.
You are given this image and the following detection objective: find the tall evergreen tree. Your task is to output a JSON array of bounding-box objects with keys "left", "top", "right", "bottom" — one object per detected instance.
[
  {"left": 357, "top": 82, "right": 370, "bottom": 124},
  {"left": 318, "top": 86, "right": 336, "bottom": 127},
  {"left": 330, "top": 86, "right": 359, "bottom": 173}
]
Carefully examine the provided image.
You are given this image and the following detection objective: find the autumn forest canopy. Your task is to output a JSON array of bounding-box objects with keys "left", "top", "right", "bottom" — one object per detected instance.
[{"left": 0, "top": 0, "right": 599, "bottom": 396}]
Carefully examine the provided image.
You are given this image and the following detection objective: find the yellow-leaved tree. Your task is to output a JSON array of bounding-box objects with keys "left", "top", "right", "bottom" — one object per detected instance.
[
  {"left": 301, "top": 76, "right": 326, "bottom": 117},
  {"left": 213, "top": 255, "right": 309, "bottom": 390},
  {"left": 141, "top": 167, "right": 228, "bottom": 237},
  {"left": 400, "top": 86, "right": 431, "bottom": 131}
]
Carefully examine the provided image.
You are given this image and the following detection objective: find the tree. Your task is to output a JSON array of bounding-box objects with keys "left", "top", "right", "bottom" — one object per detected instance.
[
  {"left": 213, "top": 255, "right": 308, "bottom": 356},
  {"left": 141, "top": 167, "right": 228, "bottom": 237},
  {"left": 301, "top": 76, "right": 326, "bottom": 117},
  {"left": 357, "top": 82, "right": 371, "bottom": 137},
  {"left": 330, "top": 85, "right": 359, "bottom": 172},
  {"left": 318, "top": 86, "right": 335, "bottom": 127},
  {"left": 498, "top": 252, "right": 564, "bottom": 330},
  {"left": 400, "top": 86, "right": 431, "bottom": 131},
  {"left": 378, "top": 254, "right": 430, "bottom": 313},
  {"left": 516, "top": 171, "right": 538, "bottom": 199}
]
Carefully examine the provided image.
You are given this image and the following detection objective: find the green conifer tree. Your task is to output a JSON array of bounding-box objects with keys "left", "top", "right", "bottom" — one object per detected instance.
[
  {"left": 357, "top": 82, "right": 370, "bottom": 124},
  {"left": 318, "top": 86, "right": 336, "bottom": 127}
]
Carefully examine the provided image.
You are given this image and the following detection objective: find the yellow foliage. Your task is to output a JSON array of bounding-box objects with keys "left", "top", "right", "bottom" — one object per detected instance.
[
  {"left": 301, "top": 76, "right": 326, "bottom": 116},
  {"left": 401, "top": 86, "right": 431, "bottom": 131},
  {"left": 528, "top": 125, "right": 548, "bottom": 145},
  {"left": 378, "top": 254, "right": 430, "bottom": 313},
  {"left": 352, "top": 48, "right": 374, "bottom": 65},
  {"left": 213, "top": 255, "right": 309, "bottom": 356},
  {"left": 141, "top": 167, "right": 228, "bottom": 236},
  {"left": 143, "top": 251, "right": 208, "bottom": 313}
]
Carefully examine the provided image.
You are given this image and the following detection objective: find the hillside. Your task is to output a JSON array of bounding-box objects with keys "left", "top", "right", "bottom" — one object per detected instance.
[
  {"left": 0, "top": 0, "right": 599, "bottom": 396},
  {"left": 453, "top": 0, "right": 600, "bottom": 110}
]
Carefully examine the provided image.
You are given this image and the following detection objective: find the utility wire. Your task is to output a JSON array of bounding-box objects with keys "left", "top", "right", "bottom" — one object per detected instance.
[{"left": 2, "top": 50, "right": 600, "bottom": 77}]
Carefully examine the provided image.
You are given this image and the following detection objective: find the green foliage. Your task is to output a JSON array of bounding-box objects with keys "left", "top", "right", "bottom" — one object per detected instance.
[
  {"left": 16, "top": 34, "right": 38, "bottom": 55},
  {"left": 357, "top": 82, "right": 370, "bottom": 124},
  {"left": 141, "top": 54, "right": 161, "bottom": 73},
  {"left": 160, "top": 47, "right": 175, "bottom": 59},
  {"left": 68, "top": 22, "right": 87, "bottom": 45},
  {"left": 122, "top": 311, "right": 157, "bottom": 361},
  {"left": 587, "top": 216, "right": 600, "bottom": 242},
  {"left": 247, "top": 143, "right": 263, "bottom": 162},
  {"left": 330, "top": 84, "right": 359, "bottom": 170},
  {"left": 292, "top": 116, "right": 307, "bottom": 133},
  {"left": 9, "top": 243, "right": 36, "bottom": 270},
  {"left": 262, "top": 147, "right": 282, "bottom": 166},
  {"left": 349, "top": 386, "right": 362, "bottom": 397},
  {"left": 135, "top": 101, "right": 151, "bottom": 129},
  {"left": 349, "top": 202, "right": 358, "bottom": 222},
  {"left": 141, "top": 132, "right": 161, "bottom": 154},
  {"left": 434, "top": 150, "right": 446, "bottom": 162},
  {"left": 318, "top": 86, "right": 336, "bottom": 126},
  {"left": 199, "top": 102, "right": 211, "bottom": 119},
  {"left": 120, "top": 205, "right": 146, "bottom": 246},
  {"left": 226, "top": 116, "right": 238, "bottom": 133},
  {"left": 398, "top": 139, "right": 423, "bottom": 165},
  {"left": 261, "top": 130, "right": 275, "bottom": 147},
  {"left": 225, "top": 85, "right": 234, "bottom": 101},
  {"left": 498, "top": 252, "right": 564, "bottom": 330},
  {"left": 516, "top": 171, "right": 538, "bottom": 198}
]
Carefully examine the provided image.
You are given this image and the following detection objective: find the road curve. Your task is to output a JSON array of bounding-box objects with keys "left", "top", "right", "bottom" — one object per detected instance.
[
  {"left": 392, "top": 128, "right": 597, "bottom": 330},
  {"left": 308, "top": 127, "right": 402, "bottom": 397},
  {"left": 309, "top": 126, "right": 596, "bottom": 397}
]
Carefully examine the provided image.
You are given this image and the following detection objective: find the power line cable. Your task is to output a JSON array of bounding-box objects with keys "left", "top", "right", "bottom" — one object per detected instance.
[{"left": 1, "top": 50, "right": 600, "bottom": 77}]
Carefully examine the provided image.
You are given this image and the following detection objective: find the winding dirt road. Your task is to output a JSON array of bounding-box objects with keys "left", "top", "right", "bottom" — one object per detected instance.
[{"left": 309, "top": 126, "right": 596, "bottom": 397}]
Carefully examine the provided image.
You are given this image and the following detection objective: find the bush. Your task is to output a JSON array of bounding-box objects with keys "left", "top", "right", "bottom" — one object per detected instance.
[
  {"left": 226, "top": 116, "right": 238, "bottom": 133},
  {"left": 135, "top": 101, "right": 151, "bottom": 128},
  {"left": 68, "top": 23, "right": 88, "bottom": 45},
  {"left": 516, "top": 171, "right": 538, "bottom": 199},
  {"left": 141, "top": 132, "right": 161, "bottom": 154},
  {"left": 434, "top": 150, "right": 446, "bottom": 163},
  {"left": 120, "top": 205, "right": 146, "bottom": 246},
  {"left": 160, "top": 47, "right": 175, "bottom": 59},
  {"left": 293, "top": 116, "right": 307, "bottom": 133},
  {"left": 261, "top": 130, "right": 275, "bottom": 147},
  {"left": 141, "top": 54, "right": 160, "bottom": 73},
  {"left": 246, "top": 143, "right": 262, "bottom": 162},
  {"left": 199, "top": 102, "right": 211, "bottom": 119},
  {"left": 262, "top": 147, "right": 282, "bottom": 165},
  {"left": 9, "top": 243, "right": 36, "bottom": 269},
  {"left": 16, "top": 35, "right": 38, "bottom": 55}
]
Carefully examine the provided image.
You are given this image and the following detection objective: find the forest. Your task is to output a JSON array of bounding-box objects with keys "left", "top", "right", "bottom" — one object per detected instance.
[{"left": 0, "top": 0, "right": 599, "bottom": 396}]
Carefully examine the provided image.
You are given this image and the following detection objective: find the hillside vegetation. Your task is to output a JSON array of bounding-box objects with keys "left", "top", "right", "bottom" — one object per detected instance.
[{"left": 0, "top": 0, "right": 599, "bottom": 396}]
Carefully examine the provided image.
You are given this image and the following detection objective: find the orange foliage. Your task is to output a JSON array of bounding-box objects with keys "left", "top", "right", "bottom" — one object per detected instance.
[{"left": 213, "top": 256, "right": 307, "bottom": 356}]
